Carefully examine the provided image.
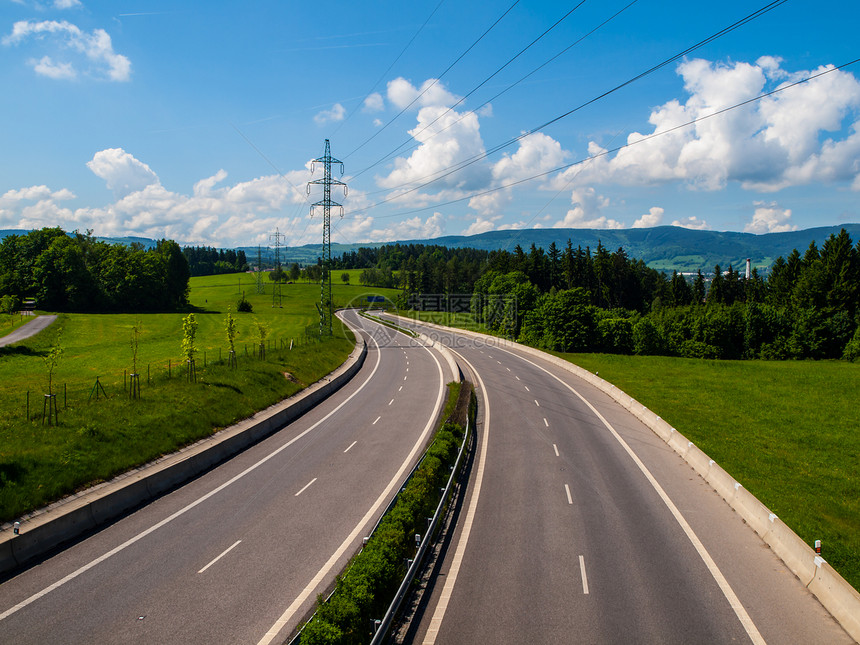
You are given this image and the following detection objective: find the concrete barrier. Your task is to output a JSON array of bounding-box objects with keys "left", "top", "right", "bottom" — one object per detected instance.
[
  {"left": 0, "top": 332, "right": 367, "bottom": 576},
  {"left": 809, "top": 560, "right": 860, "bottom": 640},
  {"left": 385, "top": 314, "right": 860, "bottom": 642}
]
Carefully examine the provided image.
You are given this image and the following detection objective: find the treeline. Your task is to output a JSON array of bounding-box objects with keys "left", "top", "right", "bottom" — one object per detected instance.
[
  {"left": 0, "top": 228, "right": 190, "bottom": 312},
  {"left": 182, "top": 246, "right": 248, "bottom": 276},
  {"left": 336, "top": 243, "right": 488, "bottom": 294},
  {"left": 475, "top": 230, "right": 860, "bottom": 361},
  {"left": 336, "top": 230, "right": 860, "bottom": 361}
]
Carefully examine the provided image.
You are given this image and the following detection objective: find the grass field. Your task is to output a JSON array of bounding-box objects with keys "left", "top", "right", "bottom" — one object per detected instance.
[
  {"left": 561, "top": 352, "right": 860, "bottom": 592},
  {"left": 0, "top": 275, "right": 400, "bottom": 523},
  {"left": 0, "top": 313, "right": 34, "bottom": 338}
]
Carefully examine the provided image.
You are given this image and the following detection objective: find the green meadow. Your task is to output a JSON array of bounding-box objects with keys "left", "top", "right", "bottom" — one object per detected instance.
[
  {"left": 0, "top": 275, "right": 399, "bottom": 523},
  {"left": 562, "top": 352, "right": 860, "bottom": 592}
]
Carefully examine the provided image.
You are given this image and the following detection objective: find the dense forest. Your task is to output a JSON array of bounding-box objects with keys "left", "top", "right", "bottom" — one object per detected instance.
[
  {"left": 182, "top": 245, "right": 248, "bottom": 276},
  {"left": 0, "top": 228, "right": 190, "bottom": 312},
  {"left": 335, "top": 230, "right": 860, "bottom": 361}
]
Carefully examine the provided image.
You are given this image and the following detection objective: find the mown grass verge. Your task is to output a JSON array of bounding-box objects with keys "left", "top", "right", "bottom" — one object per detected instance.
[
  {"left": 298, "top": 381, "right": 474, "bottom": 645},
  {"left": 559, "top": 352, "right": 860, "bottom": 592}
]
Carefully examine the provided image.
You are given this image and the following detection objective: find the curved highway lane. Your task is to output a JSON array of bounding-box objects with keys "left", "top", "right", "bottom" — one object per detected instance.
[
  {"left": 0, "top": 311, "right": 455, "bottom": 645},
  {"left": 390, "top": 317, "right": 851, "bottom": 645}
]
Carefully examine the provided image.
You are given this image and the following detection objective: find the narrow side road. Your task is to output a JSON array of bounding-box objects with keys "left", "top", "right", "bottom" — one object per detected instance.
[{"left": 0, "top": 314, "right": 57, "bottom": 347}]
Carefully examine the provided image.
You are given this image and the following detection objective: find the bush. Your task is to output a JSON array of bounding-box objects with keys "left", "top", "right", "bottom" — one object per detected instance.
[
  {"left": 236, "top": 294, "right": 253, "bottom": 313},
  {"left": 633, "top": 318, "right": 663, "bottom": 355},
  {"left": 843, "top": 325, "right": 860, "bottom": 362}
]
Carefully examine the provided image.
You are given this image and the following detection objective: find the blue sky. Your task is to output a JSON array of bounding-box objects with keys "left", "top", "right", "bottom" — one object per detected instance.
[{"left": 1, "top": 0, "right": 859, "bottom": 248}]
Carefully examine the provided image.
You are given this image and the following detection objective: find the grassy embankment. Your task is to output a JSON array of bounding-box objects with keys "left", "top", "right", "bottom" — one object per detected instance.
[
  {"left": 0, "top": 275, "right": 398, "bottom": 524},
  {"left": 563, "top": 353, "right": 859, "bottom": 592},
  {"left": 403, "top": 310, "right": 860, "bottom": 592}
]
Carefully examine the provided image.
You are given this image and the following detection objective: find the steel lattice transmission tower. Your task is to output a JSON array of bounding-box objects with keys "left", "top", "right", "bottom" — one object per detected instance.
[
  {"left": 255, "top": 245, "right": 265, "bottom": 294},
  {"left": 308, "top": 139, "right": 347, "bottom": 335},
  {"left": 269, "top": 228, "right": 285, "bottom": 307}
]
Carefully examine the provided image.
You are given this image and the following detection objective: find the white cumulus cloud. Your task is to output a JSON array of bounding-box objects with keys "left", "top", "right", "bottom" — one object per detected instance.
[
  {"left": 633, "top": 206, "right": 664, "bottom": 228},
  {"left": 86, "top": 148, "right": 159, "bottom": 198},
  {"left": 672, "top": 216, "right": 709, "bottom": 230},
  {"left": 363, "top": 93, "right": 384, "bottom": 112},
  {"left": 744, "top": 201, "right": 798, "bottom": 233},
  {"left": 314, "top": 103, "right": 346, "bottom": 125},
  {"left": 554, "top": 187, "right": 622, "bottom": 229},
  {"left": 3, "top": 19, "right": 131, "bottom": 81},
  {"left": 563, "top": 57, "right": 860, "bottom": 194}
]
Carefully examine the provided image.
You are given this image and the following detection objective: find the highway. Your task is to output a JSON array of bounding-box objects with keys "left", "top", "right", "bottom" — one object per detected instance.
[
  {"left": 390, "top": 317, "right": 852, "bottom": 645},
  {"left": 0, "top": 311, "right": 456, "bottom": 645}
]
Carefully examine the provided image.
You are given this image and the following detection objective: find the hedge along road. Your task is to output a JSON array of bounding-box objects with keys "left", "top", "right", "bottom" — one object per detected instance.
[
  {"left": 388, "top": 316, "right": 852, "bottom": 645},
  {"left": 0, "top": 310, "right": 457, "bottom": 645},
  {"left": 0, "top": 315, "right": 57, "bottom": 347}
]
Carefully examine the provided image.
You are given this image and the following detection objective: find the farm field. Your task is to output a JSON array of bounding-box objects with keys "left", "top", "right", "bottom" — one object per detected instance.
[
  {"left": 0, "top": 274, "right": 399, "bottom": 524},
  {"left": 563, "top": 352, "right": 860, "bottom": 592}
]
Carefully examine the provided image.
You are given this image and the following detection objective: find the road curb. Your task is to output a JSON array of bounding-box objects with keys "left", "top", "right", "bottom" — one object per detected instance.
[
  {"left": 386, "top": 314, "right": 860, "bottom": 642},
  {"left": 416, "top": 333, "right": 460, "bottom": 384},
  {"left": 0, "top": 332, "right": 367, "bottom": 576}
]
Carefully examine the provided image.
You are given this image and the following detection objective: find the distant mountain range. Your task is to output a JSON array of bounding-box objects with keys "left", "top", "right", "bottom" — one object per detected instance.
[{"left": 4, "top": 224, "right": 859, "bottom": 273}]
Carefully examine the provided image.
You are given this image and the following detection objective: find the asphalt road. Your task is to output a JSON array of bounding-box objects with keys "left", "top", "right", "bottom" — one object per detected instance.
[
  {"left": 0, "top": 315, "right": 57, "bottom": 347},
  {"left": 391, "top": 317, "right": 851, "bottom": 645},
  {"left": 0, "top": 311, "right": 456, "bottom": 645}
]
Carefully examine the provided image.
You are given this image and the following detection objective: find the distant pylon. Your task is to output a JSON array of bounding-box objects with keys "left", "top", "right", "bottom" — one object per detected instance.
[
  {"left": 269, "top": 228, "right": 284, "bottom": 307},
  {"left": 308, "top": 140, "right": 347, "bottom": 335},
  {"left": 255, "top": 245, "right": 265, "bottom": 294}
]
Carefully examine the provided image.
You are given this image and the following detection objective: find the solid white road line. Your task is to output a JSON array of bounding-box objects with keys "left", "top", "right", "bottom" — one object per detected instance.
[
  {"left": 492, "top": 344, "right": 767, "bottom": 645},
  {"left": 579, "top": 555, "right": 589, "bottom": 595},
  {"left": 422, "top": 351, "right": 489, "bottom": 645},
  {"left": 565, "top": 484, "right": 573, "bottom": 505},
  {"left": 343, "top": 441, "right": 357, "bottom": 453},
  {"left": 294, "top": 478, "right": 317, "bottom": 497},
  {"left": 257, "top": 324, "right": 447, "bottom": 645},
  {"left": 198, "top": 541, "right": 242, "bottom": 574},
  {"left": 0, "top": 322, "right": 384, "bottom": 626}
]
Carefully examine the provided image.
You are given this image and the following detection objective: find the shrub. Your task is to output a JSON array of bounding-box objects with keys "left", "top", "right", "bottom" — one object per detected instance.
[{"left": 236, "top": 294, "right": 252, "bottom": 313}]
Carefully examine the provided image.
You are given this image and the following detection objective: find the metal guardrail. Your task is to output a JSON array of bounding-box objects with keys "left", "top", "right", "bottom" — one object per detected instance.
[{"left": 369, "top": 410, "right": 472, "bottom": 644}]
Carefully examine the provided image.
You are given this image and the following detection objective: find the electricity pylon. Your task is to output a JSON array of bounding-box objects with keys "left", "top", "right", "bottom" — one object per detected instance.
[
  {"left": 255, "top": 245, "right": 265, "bottom": 294},
  {"left": 308, "top": 139, "right": 347, "bottom": 335},
  {"left": 269, "top": 228, "right": 284, "bottom": 307}
]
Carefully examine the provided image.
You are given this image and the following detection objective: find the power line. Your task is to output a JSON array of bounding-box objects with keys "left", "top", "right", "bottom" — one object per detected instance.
[
  {"left": 352, "top": 0, "right": 640, "bottom": 185},
  {"left": 331, "top": 0, "right": 448, "bottom": 136},
  {"left": 341, "top": 0, "right": 791, "bottom": 216},
  {"left": 343, "top": 0, "right": 522, "bottom": 160},
  {"left": 345, "top": 58, "right": 860, "bottom": 221}
]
